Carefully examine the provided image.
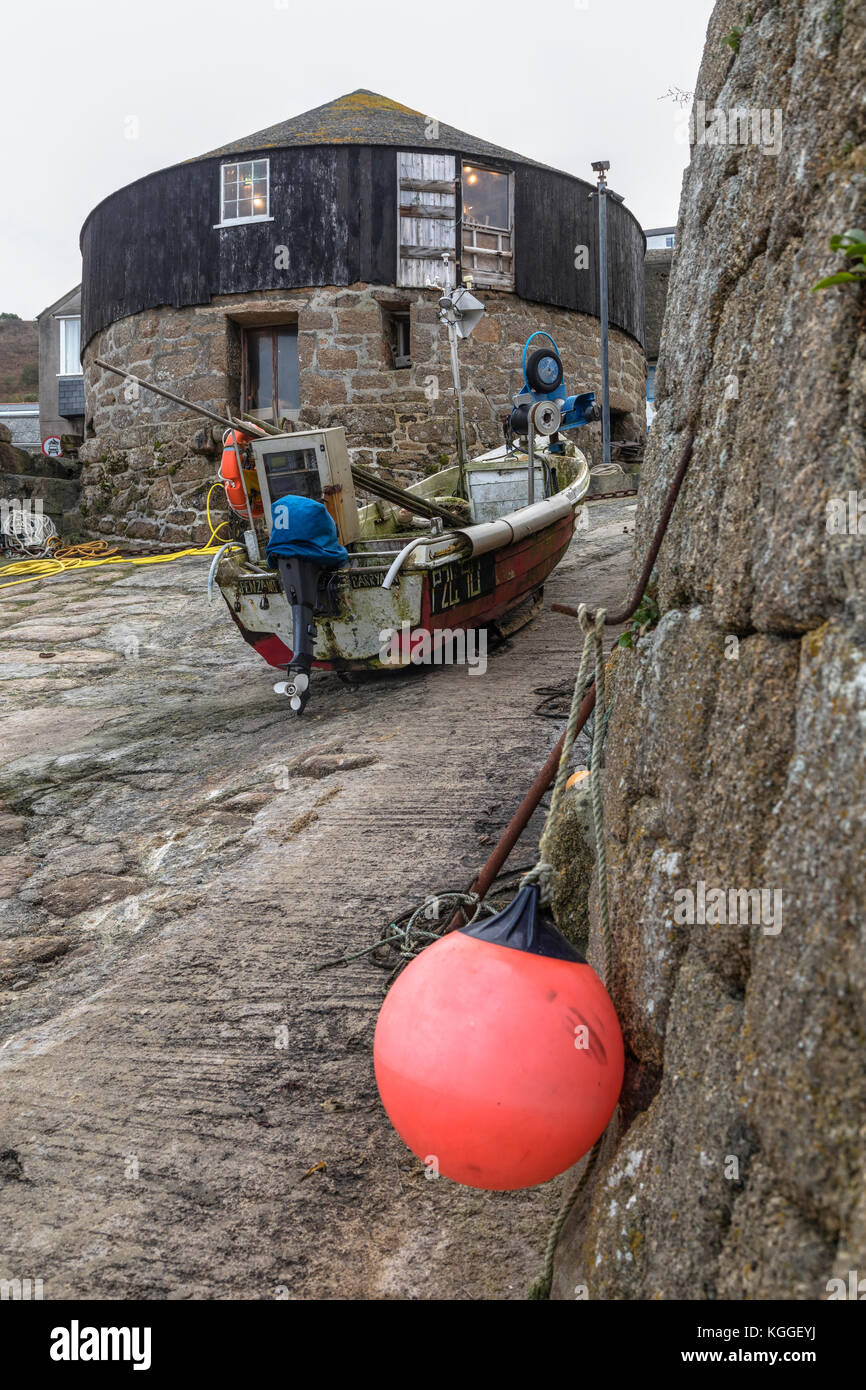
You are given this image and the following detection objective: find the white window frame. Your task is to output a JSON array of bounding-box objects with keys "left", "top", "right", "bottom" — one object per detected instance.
[
  {"left": 215, "top": 159, "right": 273, "bottom": 228},
  {"left": 57, "top": 316, "right": 82, "bottom": 376}
]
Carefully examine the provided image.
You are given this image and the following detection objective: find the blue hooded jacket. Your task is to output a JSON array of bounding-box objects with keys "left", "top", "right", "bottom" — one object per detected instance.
[{"left": 266, "top": 495, "right": 349, "bottom": 569}]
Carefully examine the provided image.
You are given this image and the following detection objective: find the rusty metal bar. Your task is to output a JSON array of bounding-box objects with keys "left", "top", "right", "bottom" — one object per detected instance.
[
  {"left": 95, "top": 359, "right": 268, "bottom": 437},
  {"left": 445, "top": 428, "right": 697, "bottom": 929},
  {"left": 596, "top": 430, "right": 695, "bottom": 626},
  {"left": 446, "top": 685, "right": 597, "bottom": 931}
]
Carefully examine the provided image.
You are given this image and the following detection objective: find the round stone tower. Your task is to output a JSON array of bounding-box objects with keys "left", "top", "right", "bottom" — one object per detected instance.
[{"left": 79, "top": 90, "right": 646, "bottom": 545}]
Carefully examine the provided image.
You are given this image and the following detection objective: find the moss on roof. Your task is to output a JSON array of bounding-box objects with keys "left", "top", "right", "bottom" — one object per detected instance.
[{"left": 197, "top": 88, "right": 560, "bottom": 171}]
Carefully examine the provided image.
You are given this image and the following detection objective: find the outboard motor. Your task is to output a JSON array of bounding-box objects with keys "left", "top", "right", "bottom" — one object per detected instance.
[{"left": 266, "top": 495, "right": 348, "bottom": 714}]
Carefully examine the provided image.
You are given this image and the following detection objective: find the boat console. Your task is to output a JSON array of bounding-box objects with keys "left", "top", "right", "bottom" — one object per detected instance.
[{"left": 251, "top": 427, "right": 360, "bottom": 547}]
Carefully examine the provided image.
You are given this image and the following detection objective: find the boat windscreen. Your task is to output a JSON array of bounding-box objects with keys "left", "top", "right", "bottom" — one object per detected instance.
[{"left": 263, "top": 448, "right": 323, "bottom": 502}]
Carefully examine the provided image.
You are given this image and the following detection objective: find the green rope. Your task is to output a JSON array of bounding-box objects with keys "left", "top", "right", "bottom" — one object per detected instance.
[
  {"left": 527, "top": 1139, "right": 603, "bottom": 1300},
  {"left": 316, "top": 890, "right": 497, "bottom": 984},
  {"left": 526, "top": 603, "right": 612, "bottom": 1300},
  {"left": 521, "top": 607, "right": 605, "bottom": 904},
  {"left": 582, "top": 605, "right": 611, "bottom": 983}
]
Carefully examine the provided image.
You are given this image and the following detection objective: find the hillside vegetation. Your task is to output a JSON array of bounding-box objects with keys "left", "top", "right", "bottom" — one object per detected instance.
[{"left": 0, "top": 313, "right": 38, "bottom": 401}]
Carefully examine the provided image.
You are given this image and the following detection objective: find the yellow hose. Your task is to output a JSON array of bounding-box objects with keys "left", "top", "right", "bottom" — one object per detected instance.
[{"left": 0, "top": 484, "right": 232, "bottom": 591}]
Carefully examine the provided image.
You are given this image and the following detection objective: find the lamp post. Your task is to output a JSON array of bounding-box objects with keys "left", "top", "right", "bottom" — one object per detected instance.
[
  {"left": 437, "top": 272, "right": 485, "bottom": 498},
  {"left": 592, "top": 160, "right": 612, "bottom": 470}
]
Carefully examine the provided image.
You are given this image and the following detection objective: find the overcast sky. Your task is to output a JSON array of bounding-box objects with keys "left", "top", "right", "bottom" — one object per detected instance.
[{"left": 0, "top": 0, "right": 714, "bottom": 319}]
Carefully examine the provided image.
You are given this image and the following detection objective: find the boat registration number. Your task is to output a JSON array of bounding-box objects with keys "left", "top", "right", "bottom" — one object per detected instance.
[
  {"left": 429, "top": 553, "right": 496, "bottom": 614},
  {"left": 236, "top": 575, "right": 282, "bottom": 596}
]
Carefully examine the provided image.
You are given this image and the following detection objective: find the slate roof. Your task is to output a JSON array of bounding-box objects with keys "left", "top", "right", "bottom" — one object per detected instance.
[{"left": 197, "top": 89, "right": 562, "bottom": 172}]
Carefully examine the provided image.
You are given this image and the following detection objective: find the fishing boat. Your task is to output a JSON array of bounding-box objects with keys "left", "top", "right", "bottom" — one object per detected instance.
[
  {"left": 212, "top": 433, "right": 591, "bottom": 703},
  {"left": 100, "top": 292, "right": 601, "bottom": 713}
]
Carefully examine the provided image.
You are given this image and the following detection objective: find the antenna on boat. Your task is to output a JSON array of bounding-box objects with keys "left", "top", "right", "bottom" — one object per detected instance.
[{"left": 434, "top": 259, "right": 485, "bottom": 498}]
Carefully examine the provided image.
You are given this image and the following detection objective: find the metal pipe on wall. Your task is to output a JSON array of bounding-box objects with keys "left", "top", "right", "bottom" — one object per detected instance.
[{"left": 594, "top": 162, "right": 612, "bottom": 470}]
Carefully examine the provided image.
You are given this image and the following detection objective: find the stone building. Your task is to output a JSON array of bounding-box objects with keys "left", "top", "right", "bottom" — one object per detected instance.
[
  {"left": 37, "top": 285, "right": 85, "bottom": 445},
  {"left": 77, "top": 90, "right": 647, "bottom": 545},
  {"left": 643, "top": 226, "right": 676, "bottom": 425}
]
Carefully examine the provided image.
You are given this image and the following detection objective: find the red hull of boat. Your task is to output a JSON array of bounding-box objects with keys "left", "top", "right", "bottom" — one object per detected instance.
[{"left": 230, "top": 510, "right": 575, "bottom": 672}]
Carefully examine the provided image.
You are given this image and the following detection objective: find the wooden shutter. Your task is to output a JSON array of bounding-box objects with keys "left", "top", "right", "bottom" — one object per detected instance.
[{"left": 397, "top": 152, "right": 457, "bottom": 290}]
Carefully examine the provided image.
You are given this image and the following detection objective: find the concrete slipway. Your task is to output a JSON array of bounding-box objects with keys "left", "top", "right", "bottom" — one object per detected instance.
[{"left": 0, "top": 498, "right": 633, "bottom": 1300}]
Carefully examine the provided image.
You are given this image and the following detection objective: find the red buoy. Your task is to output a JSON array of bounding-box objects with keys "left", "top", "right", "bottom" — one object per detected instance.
[{"left": 374, "top": 885, "right": 623, "bottom": 1190}]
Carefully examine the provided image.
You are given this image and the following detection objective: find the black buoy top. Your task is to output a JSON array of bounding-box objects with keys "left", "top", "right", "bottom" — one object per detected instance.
[{"left": 461, "top": 884, "right": 586, "bottom": 963}]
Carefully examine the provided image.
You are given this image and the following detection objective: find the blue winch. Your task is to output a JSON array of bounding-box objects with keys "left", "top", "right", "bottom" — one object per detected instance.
[{"left": 508, "top": 331, "right": 600, "bottom": 454}]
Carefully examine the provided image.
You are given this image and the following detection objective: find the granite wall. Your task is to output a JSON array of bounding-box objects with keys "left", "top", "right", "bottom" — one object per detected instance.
[{"left": 554, "top": 0, "right": 866, "bottom": 1300}]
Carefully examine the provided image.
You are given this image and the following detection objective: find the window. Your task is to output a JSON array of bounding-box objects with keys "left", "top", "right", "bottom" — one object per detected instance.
[
  {"left": 384, "top": 307, "right": 411, "bottom": 368},
  {"left": 58, "top": 317, "right": 82, "bottom": 376},
  {"left": 461, "top": 164, "right": 513, "bottom": 289},
  {"left": 645, "top": 230, "right": 676, "bottom": 250},
  {"left": 242, "top": 324, "right": 299, "bottom": 424},
  {"left": 219, "top": 159, "right": 271, "bottom": 226}
]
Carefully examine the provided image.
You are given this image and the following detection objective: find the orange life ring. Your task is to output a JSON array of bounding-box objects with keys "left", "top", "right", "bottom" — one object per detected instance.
[{"left": 219, "top": 430, "right": 264, "bottom": 520}]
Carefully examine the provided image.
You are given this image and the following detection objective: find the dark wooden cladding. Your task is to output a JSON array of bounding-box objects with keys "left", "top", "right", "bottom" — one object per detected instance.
[
  {"left": 514, "top": 165, "right": 645, "bottom": 344},
  {"left": 81, "top": 146, "right": 644, "bottom": 348}
]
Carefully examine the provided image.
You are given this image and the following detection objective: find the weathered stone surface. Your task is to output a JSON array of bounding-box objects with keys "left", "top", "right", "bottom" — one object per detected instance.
[
  {"left": 37, "top": 873, "right": 145, "bottom": 918},
  {"left": 548, "top": 779, "right": 595, "bottom": 954},
  {"left": 0, "top": 498, "right": 637, "bottom": 1299},
  {"left": 0, "top": 937, "right": 71, "bottom": 983},
  {"left": 0, "top": 854, "right": 38, "bottom": 899},
  {"left": 554, "top": 0, "right": 866, "bottom": 1301},
  {"left": 80, "top": 283, "right": 645, "bottom": 546}
]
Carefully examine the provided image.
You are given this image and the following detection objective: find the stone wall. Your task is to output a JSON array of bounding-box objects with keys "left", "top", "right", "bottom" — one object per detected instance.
[
  {"left": 78, "top": 285, "right": 645, "bottom": 546},
  {"left": 554, "top": 0, "right": 866, "bottom": 1299},
  {"left": 644, "top": 248, "right": 673, "bottom": 362},
  {"left": 0, "top": 425, "right": 81, "bottom": 539}
]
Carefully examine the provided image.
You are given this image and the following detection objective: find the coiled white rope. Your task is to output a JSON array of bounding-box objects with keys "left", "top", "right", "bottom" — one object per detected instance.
[{"left": 0, "top": 507, "right": 58, "bottom": 557}]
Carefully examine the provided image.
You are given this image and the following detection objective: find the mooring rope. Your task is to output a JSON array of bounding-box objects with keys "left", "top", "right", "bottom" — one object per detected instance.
[
  {"left": 585, "top": 607, "right": 611, "bottom": 982},
  {"left": 448, "top": 430, "right": 696, "bottom": 934},
  {"left": 521, "top": 607, "right": 607, "bottom": 920},
  {"left": 524, "top": 605, "right": 611, "bottom": 1302},
  {"left": 316, "top": 890, "right": 498, "bottom": 984},
  {"left": 528, "top": 1138, "right": 604, "bottom": 1300},
  {"left": 524, "top": 431, "right": 698, "bottom": 1301}
]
